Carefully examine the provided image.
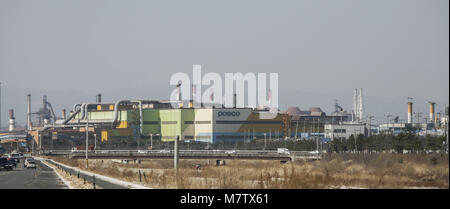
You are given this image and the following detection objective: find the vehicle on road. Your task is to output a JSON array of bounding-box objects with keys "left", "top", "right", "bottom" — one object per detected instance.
[
  {"left": 0, "top": 157, "right": 13, "bottom": 171},
  {"left": 225, "top": 150, "right": 236, "bottom": 154},
  {"left": 277, "top": 148, "right": 290, "bottom": 155},
  {"left": 24, "top": 158, "right": 34, "bottom": 167},
  {"left": 25, "top": 160, "right": 36, "bottom": 169},
  {"left": 8, "top": 159, "right": 17, "bottom": 168}
]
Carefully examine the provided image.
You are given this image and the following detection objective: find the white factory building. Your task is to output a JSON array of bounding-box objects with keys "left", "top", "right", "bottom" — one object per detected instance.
[{"left": 324, "top": 122, "right": 368, "bottom": 140}]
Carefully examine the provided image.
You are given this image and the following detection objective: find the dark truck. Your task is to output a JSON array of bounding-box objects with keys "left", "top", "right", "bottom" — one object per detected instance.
[{"left": 0, "top": 157, "right": 13, "bottom": 171}]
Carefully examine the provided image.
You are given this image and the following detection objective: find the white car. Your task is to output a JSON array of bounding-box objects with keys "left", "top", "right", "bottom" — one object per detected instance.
[
  {"left": 26, "top": 160, "right": 36, "bottom": 169},
  {"left": 159, "top": 149, "right": 171, "bottom": 153},
  {"left": 24, "top": 158, "right": 34, "bottom": 166},
  {"left": 225, "top": 150, "right": 236, "bottom": 154}
]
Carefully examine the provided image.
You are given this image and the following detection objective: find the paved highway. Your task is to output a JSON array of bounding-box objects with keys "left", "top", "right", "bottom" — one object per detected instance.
[{"left": 0, "top": 159, "right": 67, "bottom": 189}]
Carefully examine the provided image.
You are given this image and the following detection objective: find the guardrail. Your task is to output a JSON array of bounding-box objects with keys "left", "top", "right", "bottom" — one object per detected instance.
[{"left": 41, "top": 149, "right": 321, "bottom": 161}]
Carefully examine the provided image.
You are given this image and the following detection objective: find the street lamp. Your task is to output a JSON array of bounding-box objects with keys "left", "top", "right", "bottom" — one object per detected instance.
[{"left": 263, "top": 133, "right": 267, "bottom": 150}]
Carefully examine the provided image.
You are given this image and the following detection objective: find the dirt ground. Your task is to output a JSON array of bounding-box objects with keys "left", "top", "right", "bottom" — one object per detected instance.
[{"left": 50, "top": 153, "right": 449, "bottom": 189}]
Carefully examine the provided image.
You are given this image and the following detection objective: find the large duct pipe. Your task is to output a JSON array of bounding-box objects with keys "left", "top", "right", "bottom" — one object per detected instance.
[
  {"left": 27, "top": 94, "right": 31, "bottom": 130},
  {"left": 112, "top": 100, "right": 143, "bottom": 135},
  {"left": 407, "top": 102, "right": 413, "bottom": 124},
  {"left": 73, "top": 103, "right": 82, "bottom": 112},
  {"left": 96, "top": 94, "right": 102, "bottom": 103},
  {"left": 82, "top": 103, "right": 105, "bottom": 120},
  {"left": 62, "top": 108, "right": 81, "bottom": 124},
  {"left": 45, "top": 101, "right": 57, "bottom": 123},
  {"left": 8, "top": 109, "right": 15, "bottom": 132},
  {"left": 79, "top": 104, "right": 87, "bottom": 120}
]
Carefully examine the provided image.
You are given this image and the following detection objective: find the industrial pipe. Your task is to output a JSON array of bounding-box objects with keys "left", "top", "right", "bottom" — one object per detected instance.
[
  {"left": 83, "top": 103, "right": 103, "bottom": 120},
  {"left": 113, "top": 100, "right": 143, "bottom": 135},
  {"left": 73, "top": 103, "right": 83, "bottom": 112},
  {"left": 45, "top": 101, "right": 57, "bottom": 123},
  {"left": 41, "top": 123, "right": 94, "bottom": 132},
  {"left": 62, "top": 108, "right": 81, "bottom": 125}
]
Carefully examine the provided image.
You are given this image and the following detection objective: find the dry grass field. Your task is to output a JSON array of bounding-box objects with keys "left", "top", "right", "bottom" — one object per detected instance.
[{"left": 50, "top": 153, "right": 449, "bottom": 189}]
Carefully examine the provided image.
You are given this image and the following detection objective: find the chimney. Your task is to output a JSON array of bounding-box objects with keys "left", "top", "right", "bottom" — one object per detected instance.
[
  {"left": 8, "top": 109, "right": 15, "bottom": 132},
  {"left": 43, "top": 95, "right": 47, "bottom": 110},
  {"left": 359, "top": 88, "right": 363, "bottom": 120},
  {"left": 429, "top": 102, "right": 435, "bottom": 123},
  {"left": 96, "top": 94, "right": 102, "bottom": 103},
  {"left": 353, "top": 88, "right": 358, "bottom": 121},
  {"left": 407, "top": 102, "right": 413, "bottom": 124},
  {"left": 62, "top": 109, "right": 66, "bottom": 120}
]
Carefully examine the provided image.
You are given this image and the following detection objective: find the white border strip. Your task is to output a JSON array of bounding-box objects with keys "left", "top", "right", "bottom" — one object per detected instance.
[{"left": 36, "top": 157, "right": 152, "bottom": 189}]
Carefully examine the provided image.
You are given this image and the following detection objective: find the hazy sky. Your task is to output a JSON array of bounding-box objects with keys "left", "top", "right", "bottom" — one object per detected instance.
[{"left": 0, "top": 0, "right": 448, "bottom": 126}]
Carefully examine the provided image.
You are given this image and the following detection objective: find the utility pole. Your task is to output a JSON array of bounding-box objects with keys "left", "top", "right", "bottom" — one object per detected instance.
[
  {"left": 31, "top": 136, "right": 34, "bottom": 154},
  {"left": 264, "top": 133, "right": 267, "bottom": 150},
  {"left": 413, "top": 112, "right": 423, "bottom": 134},
  {"left": 137, "top": 132, "right": 140, "bottom": 150},
  {"left": 94, "top": 133, "right": 97, "bottom": 151},
  {"left": 316, "top": 119, "right": 319, "bottom": 154},
  {"left": 150, "top": 133, "right": 153, "bottom": 150},
  {"left": 269, "top": 128, "right": 272, "bottom": 141},
  {"left": 384, "top": 113, "right": 392, "bottom": 134},
  {"left": 446, "top": 105, "right": 448, "bottom": 153},
  {"left": 174, "top": 135, "right": 179, "bottom": 188},
  {"left": 414, "top": 112, "right": 423, "bottom": 127},
  {"left": 85, "top": 112, "right": 89, "bottom": 169}
]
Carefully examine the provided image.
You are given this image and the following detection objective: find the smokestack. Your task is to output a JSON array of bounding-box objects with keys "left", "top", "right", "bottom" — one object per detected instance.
[
  {"left": 27, "top": 94, "right": 31, "bottom": 130},
  {"left": 429, "top": 102, "right": 436, "bottom": 123},
  {"left": 233, "top": 93, "right": 237, "bottom": 108},
  {"left": 407, "top": 102, "right": 413, "bottom": 124},
  {"left": 359, "top": 88, "right": 363, "bottom": 120},
  {"left": 96, "top": 94, "right": 102, "bottom": 103},
  {"left": 353, "top": 88, "right": 358, "bottom": 121},
  {"left": 8, "top": 109, "right": 15, "bottom": 132},
  {"left": 43, "top": 95, "right": 47, "bottom": 110},
  {"left": 62, "top": 109, "right": 66, "bottom": 120}
]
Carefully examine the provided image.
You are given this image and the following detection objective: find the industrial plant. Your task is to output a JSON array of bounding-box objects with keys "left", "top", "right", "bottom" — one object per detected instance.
[{"left": 0, "top": 83, "right": 448, "bottom": 155}]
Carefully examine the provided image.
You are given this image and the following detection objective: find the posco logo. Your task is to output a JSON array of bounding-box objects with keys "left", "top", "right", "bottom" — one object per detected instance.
[{"left": 218, "top": 111, "right": 241, "bottom": 117}]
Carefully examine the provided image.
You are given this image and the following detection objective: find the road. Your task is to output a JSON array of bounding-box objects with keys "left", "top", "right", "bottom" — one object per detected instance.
[{"left": 0, "top": 159, "right": 67, "bottom": 189}]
